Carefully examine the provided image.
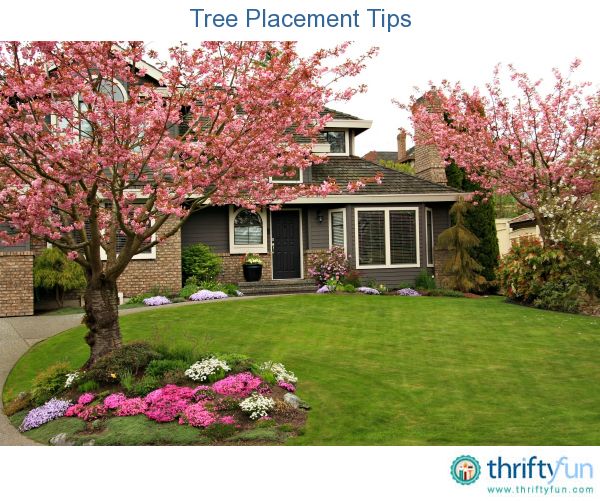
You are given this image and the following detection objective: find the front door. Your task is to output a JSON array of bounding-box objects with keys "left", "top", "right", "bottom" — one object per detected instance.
[{"left": 271, "top": 211, "right": 301, "bottom": 279}]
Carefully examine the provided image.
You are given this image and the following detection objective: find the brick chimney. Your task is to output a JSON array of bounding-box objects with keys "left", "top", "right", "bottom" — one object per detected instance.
[
  {"left": 397, "top": 129, "right": 407, "bottom": 161},
  {"left": 413, "top": 90, "right": 447, "bottom": 185}
]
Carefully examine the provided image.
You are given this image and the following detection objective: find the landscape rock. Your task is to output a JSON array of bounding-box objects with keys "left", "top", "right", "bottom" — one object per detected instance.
[
  {"left": 284, "top": 393, "right": 311, "bottom": 410},
  {"left": 49, "top": 433, "right": 74, "bottom": 446}
]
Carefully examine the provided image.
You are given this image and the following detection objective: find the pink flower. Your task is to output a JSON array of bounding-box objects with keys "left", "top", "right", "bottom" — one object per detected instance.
[
  {"left": 77, "top": 393, "right": 95, "bottom": 405},
  {"left": 179, "top": 402, "right": 218, "bottom": 428},
  {"left": 65, "top": 403, "right": 85, "bottom": 417},
  {"left": 212, "top": 372, "right": 263, "bottom": 398},
  {"left": 220, "top": 415, "right": 236, "bottom": 425},
  {"left": 278, "top": 381, "right": 296, "bottom": 393},
  {"left": 103, "top": 392, "right": 127, "bottom": 409},
  {"left": 115, "top": 398, "right": 148, "bottom": 416}
]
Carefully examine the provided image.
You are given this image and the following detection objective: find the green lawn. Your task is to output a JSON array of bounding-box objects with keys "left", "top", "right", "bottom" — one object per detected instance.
[{"left": 4, "top": 295, "right": 600, "bottom": 445}]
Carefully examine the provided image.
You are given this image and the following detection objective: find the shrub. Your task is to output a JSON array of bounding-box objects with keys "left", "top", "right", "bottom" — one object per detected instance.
[
  {"left": 498, "top": 238, "right": 600, "bottom": 313},
  {"left": 340, "top": 269, "right": 362, "bottom": 287},
  {"left": 212, "top": 372, "right": 263, "bottom": 398},
  {"left": 307, "top": 246, "right": 349, "bottom": 285},
  {"left": 4, "top": 392, "right": 32, "bottom": 417},
  {"left": 31, "top": 362, "right": 72, "bottom": 405},
  {"left": 258, "top": 361, "right": 297, "bottom": 384},
  {"left": 203, "top": 423, "right": 237, "bottom": 441},
  {"left": 415, "top": 270, "right": 436, "bottom": 290},
  {"left": 178, "top": 282, "right": 199, "bottom": 299},
  {"left": 143, "top": 296, "right": 171, "bottom": 306},
  {"left": 340, "top": 284, "right": 356, "bottom": 293},
  {"left": 126, "top": 292, "right": 154, "bottom": 305},
  {"left": 145, "top": 359, "right": 189, "bottom": 380},
  {"left": 131, "top": 376, "right": 161, "bottom": 397},
  {"left": 182, "top": 244, "right": 222, "bottom": 283},
  {"left": 33, "top": 247, "right": 86, "bottom": 307},
  {"left": 87, "top": 343, "right": 162, "bottom": 383}
]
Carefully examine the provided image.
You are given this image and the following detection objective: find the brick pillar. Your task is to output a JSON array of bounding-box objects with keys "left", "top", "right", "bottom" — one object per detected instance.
[
  {"left": 433, "top": 249, "right": 451, "bottom": 288},
  {"left": 0, "top": 252, "right": 34, "bottom": 317}
]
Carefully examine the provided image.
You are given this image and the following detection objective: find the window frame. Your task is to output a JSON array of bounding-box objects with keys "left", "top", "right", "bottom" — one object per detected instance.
[
  {"left": 323, "top": 129, "right": 349, "bottom": 156},
  {"left": 229, "top": 206, "right": 268, "bottom": 254},
  {"left": 328, "top": 208, "right": 347, "bottom": 252},
  {"left": 426, "top": 207, "right": 434, "bottom": 267},
  {"left": 269, "top": 166, "right": 304, "bottom": 185},
  {"left": 354, "top": 206, "right": 420, "bottom": 269}
]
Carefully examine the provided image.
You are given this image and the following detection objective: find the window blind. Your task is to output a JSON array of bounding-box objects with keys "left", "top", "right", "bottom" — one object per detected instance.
[
  {"left": 389, "top": 210, "right": 417, "bottom": 265},
  {"left": 358, "top": 211, "right": 386, "bottom": 266}
]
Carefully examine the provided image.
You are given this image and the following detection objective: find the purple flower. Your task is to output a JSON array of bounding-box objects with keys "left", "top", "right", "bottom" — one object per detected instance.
[
  {"left": 357, "top": 286, "right": 380, "bottom": 295},
  {"left": 316, "top": 285, "right": 332, "bottom": 294},
  {"left": 396, "top": 288, "right": 421, "bottom": 296},
  {"left": 20, "top": 398, "right": 72, "bottom": 432},
  {"left": 143, "top": 295, "right": 171, "bottom": 306},
  {"left": 189, "top": 289, "right": 228, "bottom": 301}
]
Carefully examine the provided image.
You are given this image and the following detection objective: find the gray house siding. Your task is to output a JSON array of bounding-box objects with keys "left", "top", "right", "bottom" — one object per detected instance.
[{"left": 181, "top": 207, "right": 229, "bottom": 252}]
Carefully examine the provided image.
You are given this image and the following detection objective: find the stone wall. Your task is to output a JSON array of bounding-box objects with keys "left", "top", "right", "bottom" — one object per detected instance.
[
  {"left": 117, "top": 218, "right": 182, "bottom": 297},
  {"left": 0, "top": 252, "right": 34, "bottom": 317}
]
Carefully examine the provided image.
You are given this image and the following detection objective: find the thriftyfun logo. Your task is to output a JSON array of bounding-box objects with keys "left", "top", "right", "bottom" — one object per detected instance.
[
  {"left": 487, "top": 456, "right": 593, "bottom": 485},
  {"left": 451, "top": 455, "right": 481, "bottom": 485}
]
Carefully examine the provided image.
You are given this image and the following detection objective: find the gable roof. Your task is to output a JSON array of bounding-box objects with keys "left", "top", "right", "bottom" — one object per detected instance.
[
  {"left": 311, "top": 156, "right": 461, "bottom": 195},
  {"left": 322, "top": 107, "right": 363, "bottom": 121}
]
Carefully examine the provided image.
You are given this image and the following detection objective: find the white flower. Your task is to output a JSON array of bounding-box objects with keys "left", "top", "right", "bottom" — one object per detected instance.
[
  {"left": 185, "top": 357, "right": 231, "bottom": 381},
  {"left": 259, "top": 361, "right": 298, "bottom": 384},
  {"left": 239, "top": 393, "right": 275, "bottom": 420},
  {"left": 64, "top": 372, "right": 80, "bottom": 388}
]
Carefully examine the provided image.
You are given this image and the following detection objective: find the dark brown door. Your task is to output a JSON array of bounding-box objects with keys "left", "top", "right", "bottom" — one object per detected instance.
[{"left": 272, "top": 211, "right": 301, "bottom": 279}]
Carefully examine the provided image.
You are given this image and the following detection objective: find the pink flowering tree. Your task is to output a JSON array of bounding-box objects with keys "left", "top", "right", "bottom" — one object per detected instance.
[
  {"left": 407, "top": 60, "right": 600, "bottom": 245},
  {"left": 0, "top": 41, "right": 376, "bottom": 365}
]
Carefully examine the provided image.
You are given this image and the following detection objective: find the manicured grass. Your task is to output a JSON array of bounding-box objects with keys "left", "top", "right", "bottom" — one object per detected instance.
[{"left": 5, "top": 295, "right": 600, "bottom": 445}]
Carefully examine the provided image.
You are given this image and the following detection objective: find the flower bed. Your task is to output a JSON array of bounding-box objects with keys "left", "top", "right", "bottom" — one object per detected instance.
[
  {"left": 15, "top": 351, "right": 308, "bottom": 445},
  {"left": 189, "top": 290, "right": 228, "bottom": 301}
]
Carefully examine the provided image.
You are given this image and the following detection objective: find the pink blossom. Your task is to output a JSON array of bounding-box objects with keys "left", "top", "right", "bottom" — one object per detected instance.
[
  {"left": 278, "top": 381, "right": 296, "bottom": 393},
  {"left": 115, "top": 398, "right": 148, "bottom": 416},
  {"left": 179, "top": 402, "right": 218, "bottom": 428},
  {"left": 211, "top": 372, "right": 263, "bottom": 398},
  {"left": 77, "top": 393, "right": 95, "bottom": 405},
  {"left": 103, "top": 392, "right": 127, "bottom": 409}
]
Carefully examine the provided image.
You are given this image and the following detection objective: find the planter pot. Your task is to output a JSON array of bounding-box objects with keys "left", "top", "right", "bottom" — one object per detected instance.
[{"left": 243, "top": 264, "right": 263, "bottom": 282}]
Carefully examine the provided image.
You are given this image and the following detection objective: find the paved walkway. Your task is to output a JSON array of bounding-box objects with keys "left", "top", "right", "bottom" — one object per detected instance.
[{"left": 0, "top": 296, "right": 268, "bottom": 445}]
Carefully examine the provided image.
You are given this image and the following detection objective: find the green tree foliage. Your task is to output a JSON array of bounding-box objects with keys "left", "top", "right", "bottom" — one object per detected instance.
[
  {"left": 437, "top": 199, "right": 486, "bottom": 292},
  {"left": 33, "top": 247, "right": 86, "bottom": 307},
  {"left": 445, "top": 162, "right": 499, "bottom": 285},
  {"left": 181, "top": 243, "right": 222, "bottom": 283},
  {"left": 378, "top": 159, "right": 415, "bottom": 175}
]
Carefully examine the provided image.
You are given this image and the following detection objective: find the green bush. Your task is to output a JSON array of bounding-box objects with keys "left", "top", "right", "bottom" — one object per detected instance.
[
  {"left": 126, "top": 292, "right": 154, "bottom": 305},
  {"left": 415, "top": 270, "right": 436, "bottom": 290},
  {"left": 145, "top": 359, "right": 189, "bottom": 380},
  {"left": 30, "top": 362, "right": 72, "bottom": 405},
  {"left": 131, "top": 376, "right": 160, "bottom": 397},
  {"left": 182, "top": 244, "right": 222, "bottom": 283},
  {"left": 178, "top": 283, "right": 199, "bottom": 299},
  {"left": 33, "top": 248, "right": 86, "bottom": 307},
  {"left": 340, "top": 284, "right": 356, "bottom": 293},
  {"left": 203, "top": 423, "right": 237, "bottom": 441},
  {"left": 87, "top": 343, "right": 162, "bottom": 383},
  {"left": 340, "top": 270, "right": 362, "bottom": 288},
  {"left": 498, "top": 238, "right": 600, "bottom": 313},
  {"left": 4, "top": 392, "right": 32, "bottom": 417}
]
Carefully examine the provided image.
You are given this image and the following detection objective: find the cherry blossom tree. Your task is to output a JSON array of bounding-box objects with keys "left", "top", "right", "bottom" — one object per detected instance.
[
  {"left": 0, "top": 41, "right": 377, "bottom": 365},
  {"left": 407, "top": 60, "right": 600, "bottom": 245}
]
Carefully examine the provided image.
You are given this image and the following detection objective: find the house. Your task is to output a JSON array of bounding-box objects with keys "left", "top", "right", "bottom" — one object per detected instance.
[
  {"left": 363, "top": 130, "right": 415, "bottom": 170},
  {"left": 183, "top": 112, "right": 462, "bottom": 291},
  {"left": 0, "top": 57, "right": 463, "bottom": 317},
  {"left": 495, "top": 213, "right": 541, "bottom": 257}
]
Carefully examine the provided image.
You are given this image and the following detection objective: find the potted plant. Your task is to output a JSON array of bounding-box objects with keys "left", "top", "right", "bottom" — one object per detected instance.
[{"left": 242, "top": 253, "right": 263, "bottom": 282}]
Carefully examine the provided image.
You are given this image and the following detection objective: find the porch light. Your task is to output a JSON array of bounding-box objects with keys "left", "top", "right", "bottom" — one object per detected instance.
[{"left": 316, "top": 210, "right": 324, "bottom": 224}]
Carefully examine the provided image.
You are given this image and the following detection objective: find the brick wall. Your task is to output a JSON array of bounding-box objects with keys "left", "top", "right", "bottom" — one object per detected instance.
[
  {"left": 117, "top": 218, "right": 182, "bottom": 297},
  {"left": 217, "top": 253, "right": 272, "bottom": 283},
  {"left": 0, "top": 252, "right": 34, "bottom": 317}
]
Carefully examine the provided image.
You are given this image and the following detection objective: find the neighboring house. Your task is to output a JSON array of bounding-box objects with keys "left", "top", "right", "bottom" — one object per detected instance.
[
  {"left": 363, "top": 130, "right": 415, "bottom": 169},
  {"left": 0, "top": 60, "right": 464, "bottom": 316},
  {"left": 495, "top": 213, "right": 541, "bottom": 257}
]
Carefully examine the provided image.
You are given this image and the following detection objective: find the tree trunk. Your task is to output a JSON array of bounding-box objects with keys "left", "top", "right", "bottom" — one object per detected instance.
[{"left": 83, "top": 277, "right": 122, "bottom": 368}]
